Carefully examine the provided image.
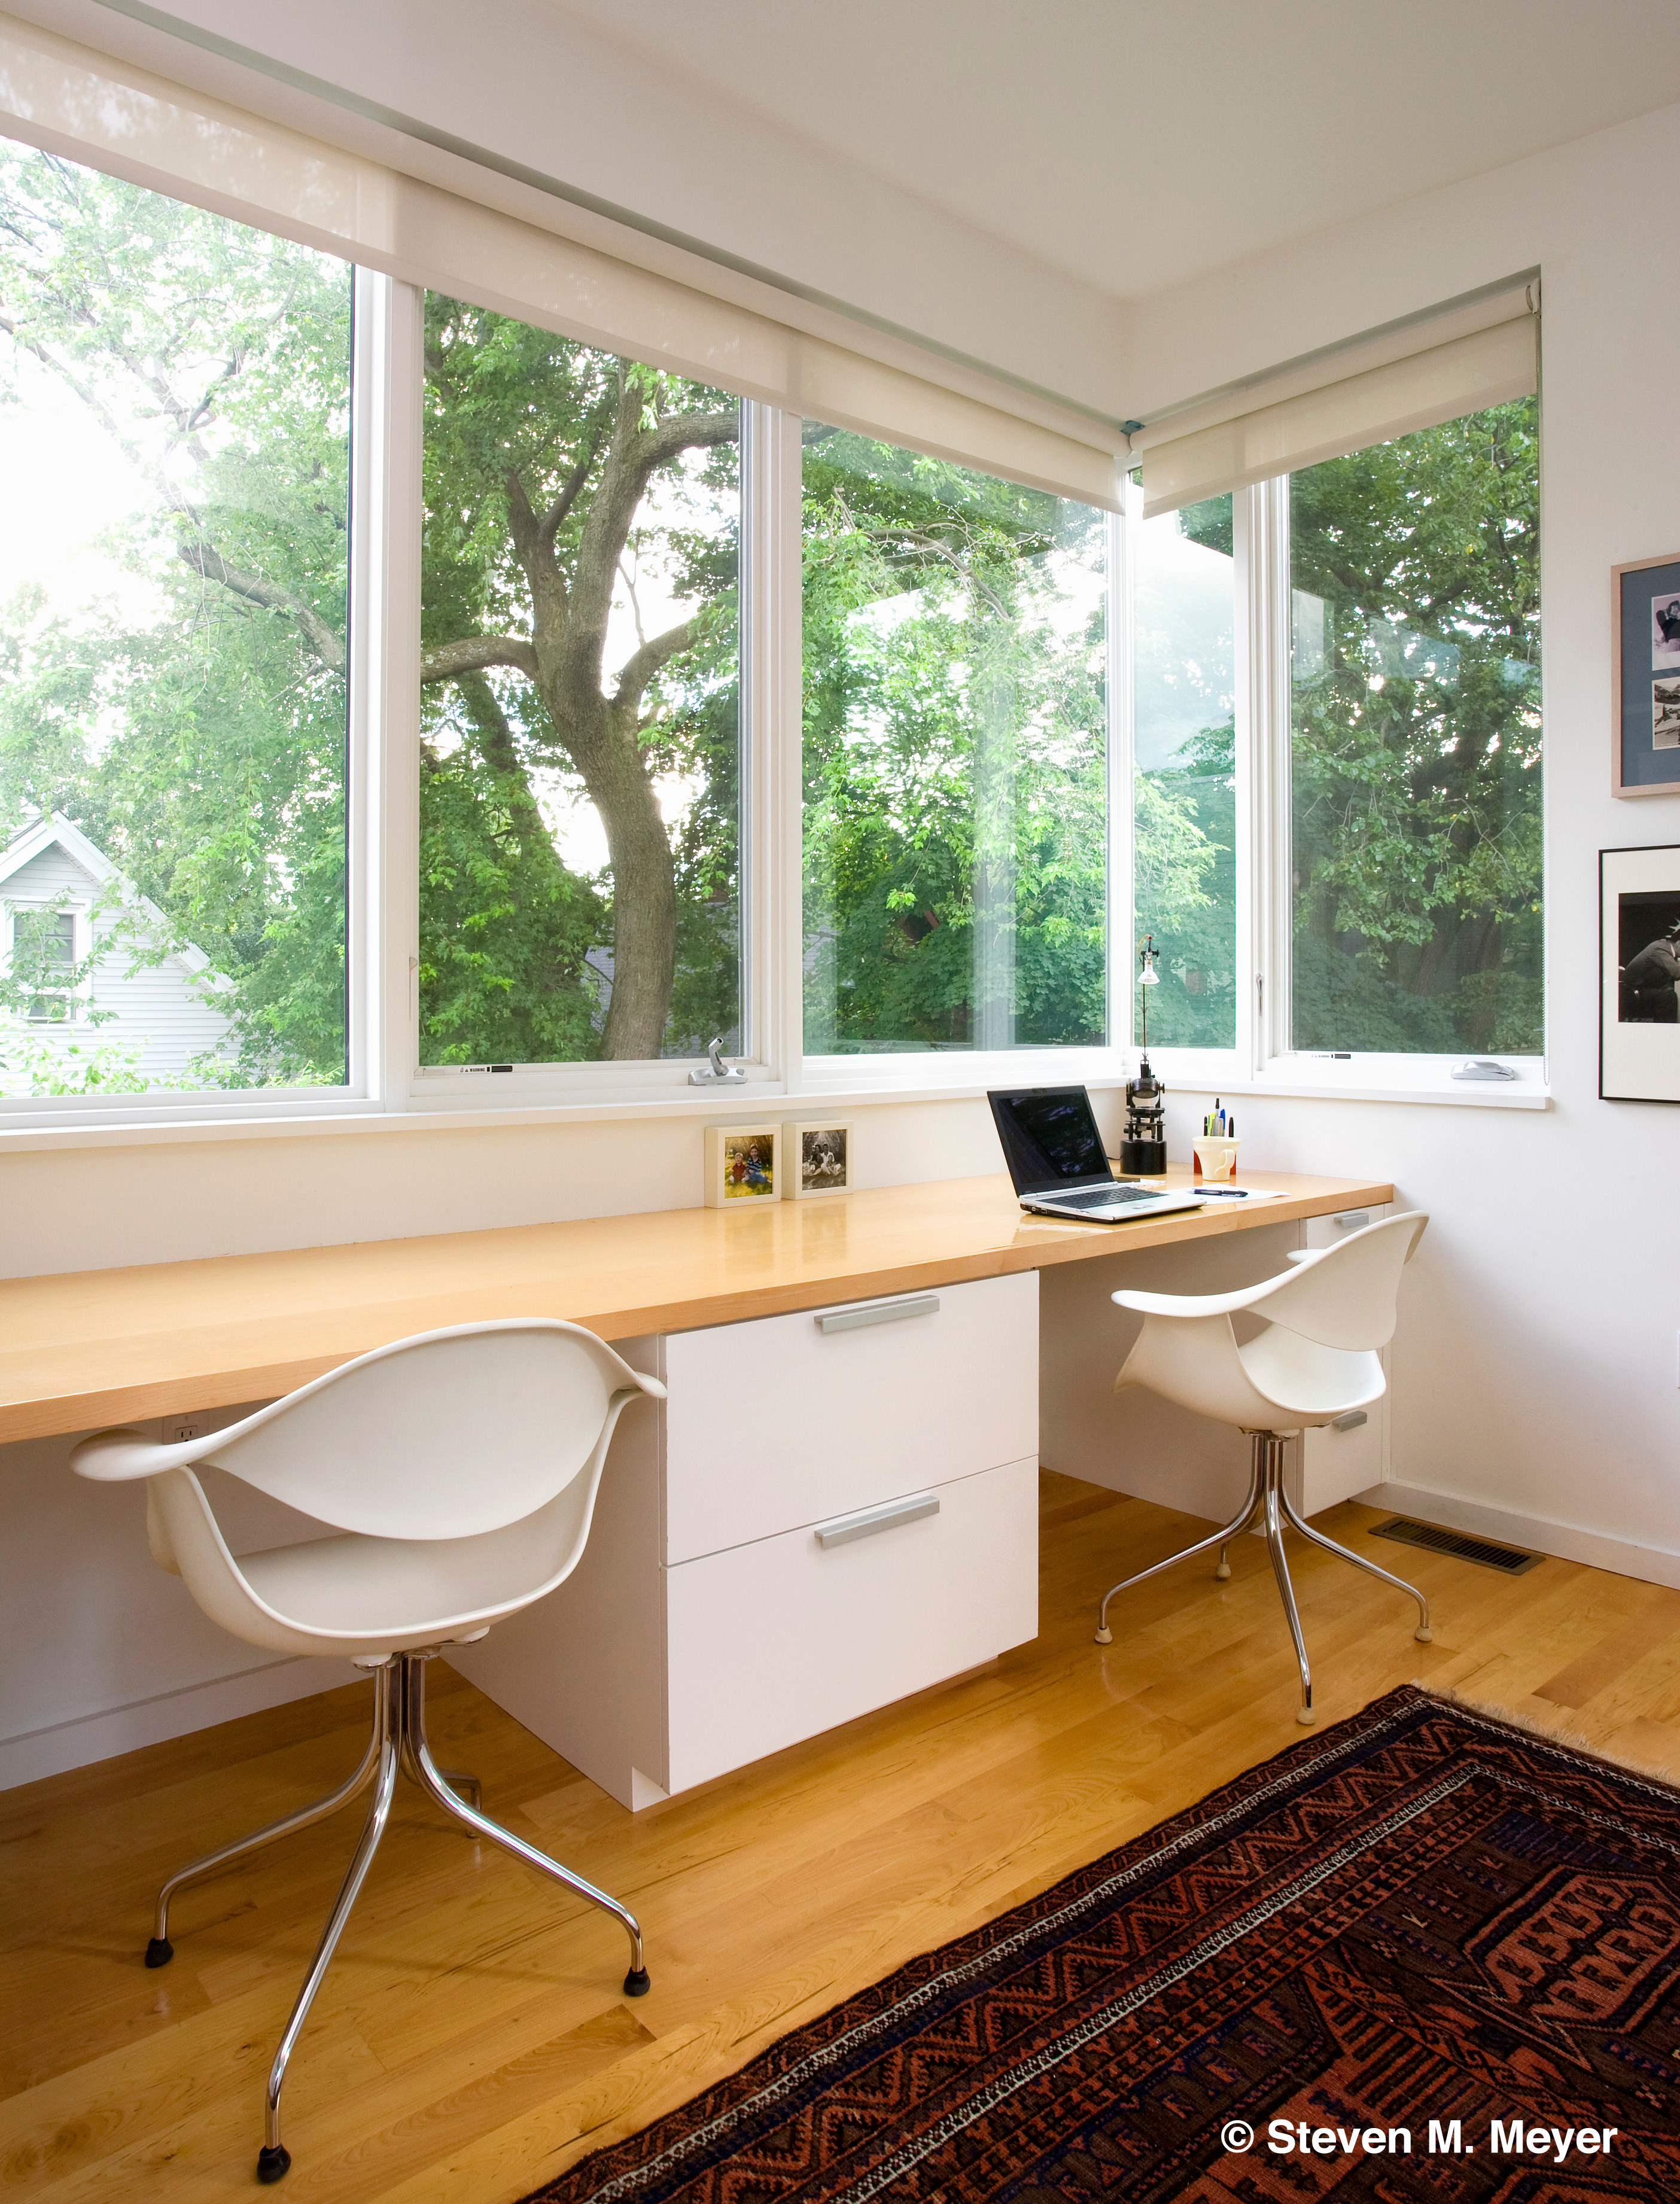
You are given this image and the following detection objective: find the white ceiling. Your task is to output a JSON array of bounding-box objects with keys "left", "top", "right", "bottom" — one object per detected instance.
[{"left": 556, "top": 0, "right": 1680, "bottom": 300}]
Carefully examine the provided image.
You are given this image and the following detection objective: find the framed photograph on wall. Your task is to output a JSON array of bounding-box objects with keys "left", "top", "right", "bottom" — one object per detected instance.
[
  {"left": 1601, "top": 845, "right": 1680, "bottom": 1101},
  {"left": 1612, "top": 552, "right": 1680, "bottom": 796},
  {"left": 784, "top": 1120, "right": 853, "bottom": 1198},
  {"left": 702, "top": 1122, "right": 781, "bottom": 1206}
]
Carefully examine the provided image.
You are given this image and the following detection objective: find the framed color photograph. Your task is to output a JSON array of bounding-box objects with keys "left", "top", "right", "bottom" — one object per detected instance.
[
  {"left": 1600, "top": 845, "right": 1680, "bottom": 1101},
  {"left": 1612, "top": 553, "right": 1680, "bottom": 795},
  {"left": 784, "top": 1120, "right": 853, "bottom": 1199},
  {"left": 702, "top": 1122, "right": 781, "bottom": 1207}
]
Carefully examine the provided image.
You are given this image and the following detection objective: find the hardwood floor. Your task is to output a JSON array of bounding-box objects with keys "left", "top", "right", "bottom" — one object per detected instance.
[{"left": 7, "top": 1472, "right": 1680, "bottom": 2202}]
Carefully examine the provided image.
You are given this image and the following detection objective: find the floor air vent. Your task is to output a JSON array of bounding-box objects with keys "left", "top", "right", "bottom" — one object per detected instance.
[{"left": 1371, "top": 1517, "right": 1541, "bottom": 1575}]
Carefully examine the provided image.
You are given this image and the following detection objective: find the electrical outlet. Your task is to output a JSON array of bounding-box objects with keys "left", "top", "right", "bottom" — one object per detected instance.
[{"left": 160, "top": 1414, "right": 202, "bottom": 1444}]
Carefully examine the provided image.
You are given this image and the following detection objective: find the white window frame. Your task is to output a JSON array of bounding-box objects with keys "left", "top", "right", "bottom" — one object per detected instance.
[
  {"left": 4, "top": 899, "right": 87, "bottom": 1025},
  {"left": 0, "top": 257, "right": 1547, "bottom": 1139}
]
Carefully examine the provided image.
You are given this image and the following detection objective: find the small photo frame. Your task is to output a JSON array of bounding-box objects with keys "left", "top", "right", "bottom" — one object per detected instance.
[
  {"left": 1600, "top": 844, "right": 1680, "bottom": 1101},
  {"left": 702, "top": 1122, "right": 781, "bottom": 1207},
  {"left": 784, "top": 1119, "right": 853, "bottom": 1198},
  {"left": 1612, "top": 552, "right": 1680, "bottom": 794}
]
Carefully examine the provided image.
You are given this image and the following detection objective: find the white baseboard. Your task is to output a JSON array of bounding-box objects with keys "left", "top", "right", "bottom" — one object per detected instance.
[
  {"left": 0, "top": 1656, "right": 347, "bottom": 1792},
  {"left": 1358, "top": 1481, "right": 1680, "bottom": 1592}
]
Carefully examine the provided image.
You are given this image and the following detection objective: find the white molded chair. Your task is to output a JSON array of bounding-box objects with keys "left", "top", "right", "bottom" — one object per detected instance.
[
  {"left": 70, "top": 1317, "right": 665, "bottom": 2187},
  {"left": 1093, "top": 1212, "right": 1431, "bottom": 1725}
]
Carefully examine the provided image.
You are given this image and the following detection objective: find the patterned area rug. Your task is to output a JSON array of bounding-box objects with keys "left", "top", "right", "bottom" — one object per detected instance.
[{"left": 524, "top": 1687, "right": 1680, "bottom": 2202}]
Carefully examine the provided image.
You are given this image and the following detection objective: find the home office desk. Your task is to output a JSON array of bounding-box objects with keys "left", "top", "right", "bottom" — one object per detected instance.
[{"left": 6, "top": 1167, "right": 1392, "bottom": 1806}]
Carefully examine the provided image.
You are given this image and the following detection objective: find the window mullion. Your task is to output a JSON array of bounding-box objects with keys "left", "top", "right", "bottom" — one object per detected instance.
[
  {"left": 743, "top": 402, "right": 803, "bottom": 1087},
  {"left": 1109, "top": 502, "right": 1135, "bottom": 1056},
  {"left": 1244, "top": 475, "right": 1292, "bottom": 1072}
]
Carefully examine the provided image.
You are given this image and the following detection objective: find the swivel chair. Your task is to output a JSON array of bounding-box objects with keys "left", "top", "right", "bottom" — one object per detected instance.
[
  {"left": 69, "top": 1317, "right": 664, "bottom": 2185},
  {"left": 1092, "top": 1212, "right": 1431, "bottom": 1724}
]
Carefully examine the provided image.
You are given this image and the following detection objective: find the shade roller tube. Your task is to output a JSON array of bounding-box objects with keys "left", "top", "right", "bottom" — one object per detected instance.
[
  {"left": 1134, "top": 284, "right": 1538, "bottom": 517},
  {"left": 0, "top": 12, "right": 1124, "bottom": 509}
]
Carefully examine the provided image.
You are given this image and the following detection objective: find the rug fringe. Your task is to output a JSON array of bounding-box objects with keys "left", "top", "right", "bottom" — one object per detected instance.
[{"left": 1411, "top": 1679, "right": 1680, "bottom": 1794}]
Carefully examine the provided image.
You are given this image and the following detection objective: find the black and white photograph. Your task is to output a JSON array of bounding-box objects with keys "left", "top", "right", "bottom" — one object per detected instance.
[
  {"left": 1655, "top": 593, "right": 1680, "bottom": 668},
  {"left": 1617, "top": 891, "right": 1680, "bottom": 1020},
  {"left": 1602, "top": 847, "right": 1680, "bottom": 1100},
  {"left": 1655, "top": 678, "right": 1680, "bottom": 748},
  {"left": 784, "top": 1119, "right": 854, "bottom": 1197}
]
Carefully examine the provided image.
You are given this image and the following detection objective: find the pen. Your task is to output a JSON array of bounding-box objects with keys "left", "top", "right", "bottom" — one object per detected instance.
[{"left": 1198, "top": 1187, "right": 1249, "bottom": 1198}]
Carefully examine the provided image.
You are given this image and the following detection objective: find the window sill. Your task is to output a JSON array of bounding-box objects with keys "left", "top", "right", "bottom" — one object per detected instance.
[{"left": 0, "top": 1058, "right": 1550, "bottom": 1152}]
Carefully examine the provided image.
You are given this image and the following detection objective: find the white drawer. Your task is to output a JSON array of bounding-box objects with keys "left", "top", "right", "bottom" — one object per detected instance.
[
  {"left": 1302, "top": 1200, "right": 1389, "bottom": 1249},
  {"left": 661, "top": 1271, "right": 1037, "bottom": 1563},
  {"left": 664, "top": 1455, "right": 1039, "bottom": 1794}
]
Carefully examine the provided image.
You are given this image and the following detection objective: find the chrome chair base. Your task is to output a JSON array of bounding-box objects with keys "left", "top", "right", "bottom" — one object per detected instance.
[
  {"left": 143, "top": 1655, "right": 648, "bottom": 2184},
  {"left": 1093, "top": 1431, "right": 1432, "bottom": 1723}
]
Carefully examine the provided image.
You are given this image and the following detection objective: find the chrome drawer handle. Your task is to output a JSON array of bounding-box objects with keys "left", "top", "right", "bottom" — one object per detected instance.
[
  {"left": 815, "top": 1293, "right": 940, "bottom": 1335},
  {"left": 1331, "top": 1409, "right": 1368, "bottom": 1432},
  {"left": 815, "top": 1493, "right": 939, "bottom": 1548},
  {"left": 1331, "top": 1210, "right": 1371, "bottom": 1232}
]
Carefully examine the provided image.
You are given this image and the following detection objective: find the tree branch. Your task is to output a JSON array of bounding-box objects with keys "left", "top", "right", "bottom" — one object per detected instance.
[
  {"left": 631, "top": 407, "right": 741, "bottom": 476},
  {"left": 613, "top": 617, "right": 699, "bottom": 711},
  {"left": 178, "top": 540, "right": 346, "bottom": 675},
  {"left": 420, "top": 634, "right": 540, "bottom": 684},
  {"left": 541, "top": 436, "right": 599, "bottom": 548}
]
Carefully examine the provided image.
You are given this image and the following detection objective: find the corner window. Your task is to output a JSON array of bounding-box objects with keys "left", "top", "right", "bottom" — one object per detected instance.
[
  {"left": 0, "top": 143, "right": 352, "bottom": 1104},
  {"left": 418, "top": 297, "right": 741, "bottom": 1069},
  {"left": 801, "top": 428, "right": 1108, "bottom": 1057},
  {"left": 1288, "top": 397, "right": 1541, "bottom": 1055}
]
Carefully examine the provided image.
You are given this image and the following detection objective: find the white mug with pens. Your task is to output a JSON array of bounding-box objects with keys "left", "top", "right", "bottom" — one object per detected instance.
[{"left": 1194, "top": 1099, "right": 1240, "bottom": 1185}]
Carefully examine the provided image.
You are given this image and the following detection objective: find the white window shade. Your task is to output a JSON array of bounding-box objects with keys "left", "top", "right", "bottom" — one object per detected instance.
[
  {"left": 1132, "top": 282, "right": 1539, "bottom": 517},
  {"left": 0, "top": 11, "right": 1124, "bottom": 509}
]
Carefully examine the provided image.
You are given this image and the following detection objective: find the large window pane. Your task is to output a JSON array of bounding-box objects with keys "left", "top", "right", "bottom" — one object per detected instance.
[
  {"left": 1289, "top": 398, "right": 1541, "bottom": 1054},
  {"left": 1132, "top": 494, "right": 1237, "bottom": 1047},
  {"left": 419, "top": 302, "right": 740, "bottom": 1066},
  {"left": 802, "top": 429, "right": 1106, "bottom": 1055},
  {"left": 0, "top": 143, "right": 351, "bottom": 1099}
]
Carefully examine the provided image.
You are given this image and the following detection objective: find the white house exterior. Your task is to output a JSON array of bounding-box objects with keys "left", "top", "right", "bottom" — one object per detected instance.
[{"left": 0, "top": 811, "right": 235, "bottom": 1086}]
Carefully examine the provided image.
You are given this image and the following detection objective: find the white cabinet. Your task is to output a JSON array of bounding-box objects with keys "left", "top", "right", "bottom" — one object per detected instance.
[{"left": 452, "top": 1273, "right": 1040, "bottom": 1809}]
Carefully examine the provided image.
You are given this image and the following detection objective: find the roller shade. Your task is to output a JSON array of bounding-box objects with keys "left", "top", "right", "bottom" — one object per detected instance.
[
  {"left": 0, "top": 11, "right": 1125, "bottom": 510},
  {"left": 1132, "top": 281, "right": 1539, "bottom": 517}
]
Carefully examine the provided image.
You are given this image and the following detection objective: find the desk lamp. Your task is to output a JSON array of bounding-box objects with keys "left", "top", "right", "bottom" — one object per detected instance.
[{"left": 1119, "top": 936, "right": 1168, "bottom": 1176}]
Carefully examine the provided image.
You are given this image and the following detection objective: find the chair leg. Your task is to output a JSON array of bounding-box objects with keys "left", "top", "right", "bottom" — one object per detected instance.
[
  {"left": 1277, "top": 1481, "right": 1433, "bottom": 1643},
  {"left": 145, "top": 1672, "right": 384, "bottom": 1968},
  {"left": 397, "top": 1722, "right": 482, "bottom": 1829},
  {"left": 1259, "top": 1443, "right": 1314, "bottom": 1725},
  {"left": 399, "top": 1654, "right": 650, "bottom": 1998},
  {"left": 1093, "top": 1443, "right": 1262, "bottom": 1644},
  {"left": 258, "top": 1673, "right": 401, "bottom": 2185}
]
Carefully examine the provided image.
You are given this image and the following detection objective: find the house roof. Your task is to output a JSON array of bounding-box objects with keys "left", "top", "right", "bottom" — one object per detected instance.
[{"left": 0, "top": 810, "right": 231, "bottom": 988}]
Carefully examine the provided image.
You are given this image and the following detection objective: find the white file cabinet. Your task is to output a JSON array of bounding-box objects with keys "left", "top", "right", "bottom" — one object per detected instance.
[
  {"left": 1296, "top": 1201, "right": 1390, "bottom": 1514},
  {"left": 452, "top": 1272, "right": 1040, "bottom": 1809}
]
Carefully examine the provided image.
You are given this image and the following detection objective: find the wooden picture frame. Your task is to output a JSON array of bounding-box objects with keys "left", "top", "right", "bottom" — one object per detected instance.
[
  {"left": 1612, "top": 552, "right": 1680, "bottom": 797},
  {"left": 783, "top": 1120, "right": 854, "bottom": 1199},
  {"left": 702, "top": 1122, "right": 781, "bottom": 1207},
  {"left": 1600, "top": 844, "right": 1680, "bottom": 1101}
]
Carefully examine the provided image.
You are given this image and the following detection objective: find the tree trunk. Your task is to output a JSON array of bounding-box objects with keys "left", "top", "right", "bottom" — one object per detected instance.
[{"left": 569, "top": 701, "right": 678, "bottom": 1059}]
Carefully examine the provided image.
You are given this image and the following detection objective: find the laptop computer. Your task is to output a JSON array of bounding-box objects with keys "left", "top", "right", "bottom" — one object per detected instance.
[{"left": 987, "top": 1085, "right": 1207, "bottom": 1224}]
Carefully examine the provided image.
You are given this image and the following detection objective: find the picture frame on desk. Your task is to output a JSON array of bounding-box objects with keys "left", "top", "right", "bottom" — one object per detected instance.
[
  {"left": 783, "top": 1120, "right": 854, "bottom": 1199},
  {"left": 1600, "top": 842, "right": 1680, "bottom": 1101},
  {"left": 1612, "top": 552, "right": 1680, "bottom": 797},
  {"left": 702, "top": 1122, "right": 781, "bottom": 1206}
]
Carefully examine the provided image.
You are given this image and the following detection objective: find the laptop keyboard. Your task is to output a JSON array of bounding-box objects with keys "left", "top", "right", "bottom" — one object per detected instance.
[{"left": 1046, "top": 1184, "right": 1156, "bottom": 1208}]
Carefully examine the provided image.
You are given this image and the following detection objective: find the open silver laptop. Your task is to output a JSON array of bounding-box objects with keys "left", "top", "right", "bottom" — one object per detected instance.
[{"left": 987, "top": 1085, "right": 1206, "bottom": 1224}]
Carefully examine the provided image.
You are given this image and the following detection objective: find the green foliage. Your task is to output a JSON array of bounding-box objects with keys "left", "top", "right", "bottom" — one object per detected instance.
[
  {"left": 0, "top": 145, "right": 351, "bottom": 1090},
  {"left": 1290, "top": 397, "right": 1541, "bottom": 1052},
  {"left": 418, "top": 297, "right": 741, "bottom": 1061},
  {"left": 801, "top": 431, "right": 1106, "bottom": 1053}
]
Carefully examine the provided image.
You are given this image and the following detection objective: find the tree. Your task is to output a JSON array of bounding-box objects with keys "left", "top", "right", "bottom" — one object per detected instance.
[
  {"left": 801, "top": 431, "right": 1107, "bottom": 1054},
  {"left": 1290, "top": 397, "right": 1541, "bottom": 1052},
  {"left": 0, "top": 144, "right": 352, "bottom": 1088},
  {"left": 419, "top": 302, "right": 739, "bottom": 1061}
]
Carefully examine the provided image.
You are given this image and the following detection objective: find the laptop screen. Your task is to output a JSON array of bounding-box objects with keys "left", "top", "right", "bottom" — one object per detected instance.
[{"left": 987, "top": 1086, "right": 1113, "bottom": 1195}]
